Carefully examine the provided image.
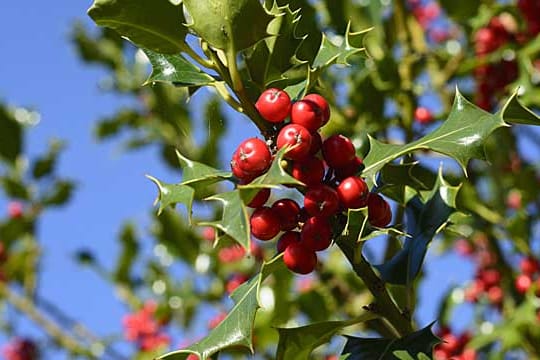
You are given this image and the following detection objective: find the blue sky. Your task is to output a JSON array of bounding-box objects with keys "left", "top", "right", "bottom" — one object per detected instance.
[{"left": 0, "top": 1, "right": 494, "bottom": 358}]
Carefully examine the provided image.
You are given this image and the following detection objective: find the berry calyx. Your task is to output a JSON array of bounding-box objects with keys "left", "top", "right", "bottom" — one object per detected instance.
[
  {"left": 291, "top": 99, "right": 324, "bottom": 132},
  {"left": 304, "top": 185, "right": 339, "bottom": 217},
  {"left": 276, "top": 124, "right": 312, "bottom": 160},
  {"left": 301, "top": 216, "right": 332, "bottom": 252},
  {"left": 272, "top": 198, "right": 301, "bottom": 231},
  {"left": 283, "top": 242, "right": 317, "bottom": 274},
  {"left": 255, "top": 88, "right": 292, "bottom": 123},
  {"left": 250, "top": 207, "right": 281, "bottom": 240},
  {"left": 337, "top": 177, "right": 369, "bottom": 209},
  {"left": 367, "top": 193, "right": 392, "bottom": 227},
  {"left": 322, "top": 135, "right": 356, "bottom": 169}
]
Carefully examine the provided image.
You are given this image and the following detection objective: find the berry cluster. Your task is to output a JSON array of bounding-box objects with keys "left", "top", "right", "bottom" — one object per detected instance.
[
  {"left": 1, "top": 338, "right": 38, "bottom": 360},
  {"left": 122, "top": 301, "right": 170, "bottom": 352},
  {"left": 434, "top": 327, "right": 476, "bottom": 360},
  {"left": 230, "top": 89, "right": 393, "bottom": 275},
  {"left": 474, "top": 15, "right": 518, "bottom": 111},
  {"left": 514, "top": 255, "right": 540, "bottom": 295},
  {"left": 518, "top": 0, "right": 540, "bottom": 38}
]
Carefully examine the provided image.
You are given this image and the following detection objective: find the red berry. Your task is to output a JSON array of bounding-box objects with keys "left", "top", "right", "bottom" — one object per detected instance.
[
  {"left": 291, "top": 99, "right": 324, "bottom": 132},
  {"left": 334, "top": 156, "right": 363, "bottom": 180},
  {"left": 301, "top": 216, "right": 332, "bottom": 252},
  {"left": 487, "top": 286, "right": 504, "bottom": 304},
  {"left": 276, "top": 124, "right": 312, "bottom": 160},
  {"left": 337, "top": 177, "right": 369, "bottom": 209},
  {"left": 304, "top": 185, "right": 339, "bottom": 217},
  {"left": 515, "top": 274, "right": 532, "bottom": 294},
  {"left": 304, "top": 94, "right": 330, "bottom": 125},
  {"left": 479, "top": 268, "right": 501, "bottom": 288},
  {"left": 7, "top": 201, "right": 23, "bottom": 219},
  {"left": 283, "top": 242, "right": 317, "bottom": 274},
  {"left": 367, "top": 193, "right": 392, "bottom": 227},
  {"left": 235, "top": 138, "right": 272, "bottom": 175},
  {"left": 519, "top": 256, "right": 539, "bottom": 275},
  {"left": 438, "top": 333, "right": 460, "bottom": 354},
  {"left": 291, "top": 156, "right": 325, "bottom": 186},
  {"left": 231, "top": 151, "right": 255, "bottom": 181},
  {"left": 255, "top": 88, "right": 291, "bottom": 123},
  {"left": 272, "top": 198, "right": 301, "bottom": 231},
  {"left": 277, "top": 231, "right": 300, "bottom": 253},
  {"left": 250, "top": 207, "right": 281, "bottom": 240},
  {"left": 247, "top": 188, "right": 271, "bottom": 208},
  {"left": 322, "top": 135, "right": 356, "bottom": 169},
  {"left": 308, "top": 131, "right": 323, "bottom": 155},
  {"left": 414, "top": 107, "right": 433, "bottom": 124}
]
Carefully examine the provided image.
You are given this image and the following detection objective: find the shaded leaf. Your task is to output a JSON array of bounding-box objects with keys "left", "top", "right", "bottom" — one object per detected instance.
[
  {"left": 41, "top": 181, "right": 75, "bottom": 206},
  {"left": 87, "top": 0, "right": 188, "bottom": 54},
  {"left": 143, "top": 49, "right": 215, "bottom": 87},
  {"left": 341, "top": 323, "right": 440, "bottom": 359},
  {"left": 159, "top": 256, "right": 285, "bottom": 360},
  {"left": 375, "top": 170, "right": 460, "bottom": 285},
  {"left": 276, "top": 312, "right": 378, "bottom": 360},
  {"left": 0, "top": 105, "right": 23, "bottom": 164},
  {"left": 439, "top": 0, "right": 480, "bottom": 22},
  {"left": 1, "top": 177, "right": 30, "bottom": 200},
  {"left": 113, "top": 222, "right": 139, "bottom": 284},
  {"left": 183, "top": 0, "right": 274, "bottom": 51},
  {"left": 500, "top": 89, "right": 540, "bottom": 125}
]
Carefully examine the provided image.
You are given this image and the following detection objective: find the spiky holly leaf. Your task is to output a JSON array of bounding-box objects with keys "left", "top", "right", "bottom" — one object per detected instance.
[
  {"left": 143, "top": 49, "right": 216, "bottom": 87},
  {"left": 148, "top": 150, "right": 231, "bottom": 222},
  {"left": 245, "top": 2, "right": 304, "bottom": 87},
  {"left": 183, "top": 0, "right": 274, "bottom": 52},
  {"left": 375, "top": 170, "right": 461, "bottom": 285},
  {"left": 341, "top": 323, "right": 440, "bottom": 360},
  {"left": 311, "top": 24, "right": 370, "bottom": 69},
  {"left": 87, "top": 0, "right": 188, "bottom": 54},
  {"left": 199, "top": 190, "right": 251, "bottom": 251},
  {"left": 362, "top": 89, "right": 540, "bottom": 185},
  {"left": 158, "top": 256, "right": 284, "bottom": 360},
  {"left": 340, "top": 207, "right": 408, "bottom": 245},
  {"left": 276, "top": 312, "right": 378, "bottom": 360}
]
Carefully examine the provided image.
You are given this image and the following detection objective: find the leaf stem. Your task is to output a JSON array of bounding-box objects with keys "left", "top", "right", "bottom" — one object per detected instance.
[
  {"left": 179, "top": 41, "right": 216, "bottom": 70},
  {"left": 336, "top": 237, "right": 413, "bottom": 337}
]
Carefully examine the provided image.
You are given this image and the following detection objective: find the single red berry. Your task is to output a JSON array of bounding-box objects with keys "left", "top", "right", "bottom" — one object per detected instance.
[
  {"left": 479, "top": 268, "right": 501, "bottom": 288},
  {"left": 250, "top": 207, "right": 281, "bottom": 240},
  {"left": 291, "top": 156, "right": 325, "bottom": 186},
  {"left": 487, "top": 285, "right": 504, "bottom": 304},
  {"left": 272, "top": 198, "right": 301, "bottom": 231},
  {"left": 276, "top": 124, "right": 312, "bottom": 160},
  {"left": 322, "top": 135, "right": 356, "bottom": 169},
  {"left": 236, "top": 138, "right": 272, "bottom": 175},
  {"left": 255, "top": 88, "right": 292, "bottom": 123},
  {"left": 301, "top": 216, "right": 332, "bottom": 252},
  {"left": 367, "top": 193, "right": 392, "bottom": 227},
  {"left": 304, "top": 185, "right": 339, "bottom": 217},
  {"left": 7, "top": 201, "right": 23, "bottom": 219},
  {"left": 291, "top": 99, "right": 324, "bottom": 132},
  {"left": 519, "top": 256, "right": 540, "bottom": 275},
  {"left": 334, "top": 156, "right": 363, "bottom": 180},
  {"left": 461, "top": 348, "right": 477, "bottom": 360},
  {"left": 438, "top": 333, "right": 460, "bottom": 354},
  {"left": 277, "top": 231, "right": 300, "bottom": 253},
  {"left": 304, "top": 93, "right": 330, "bottom": 125},
  {"left": 414, "top": 107, "right": 433, "bottom": 124},
  {"left": 337, "top": 177, "right": 369, "bottom": 209},
  {"left": 247, "top": 188, "right": 271, "bottom": 208},
  {"left": 283, "top": 242, "right": 317, "bottom": 274},
  {"left": 308, "top": 131, "right": 323, "bottom": 155},
  {"left": 515, "top": 274, "right": 532, "bottom": 294},
  {"left": 231, "top": 150, "right": 255, "bottom": 181}
]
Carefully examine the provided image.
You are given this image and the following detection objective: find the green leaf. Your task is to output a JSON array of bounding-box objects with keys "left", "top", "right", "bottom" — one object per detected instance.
[
  {"left": 363, "top": 89, "right": 508, "bottom": 183},
  {"left": 311, "top": 24, "right": 370, "bottom": 69},
  {"left": 500, "top": 89, "right": 540, "bottom": 125},
  {"left": 158, "top": 256, "right": 284, "bottom": 360},
  {"left": 147, "top": 176, "right": 195, "bottom": 221},
  {"left": 1, "top": 177, "right": 30, "bottom": 200},
  {"left": 176, "top": 150, "right": 232, "bottom": 188},
  {"left": 0, "top": 105, "right": 23, "bottom": 164},
  {"left": 375, "top": 170, "right": 460, "bottom": 285},
  {"left": 41, "top": 181, "right": 75, "bottom": 206},
  {"left": 341, "top": 323, "right": 440, "bottom": 359},
  {"left": 87, "top": 0, "right": 188, "bottom": 54},
  {"left": 32, "top": 139, "right": 64, "bottom": 179},
  {"left": 439, "top": 0, "right": 480, "bottom": 22},
  {"left": 276, "top": 312, "right": 378, "bottom": 360},
  {"left": 200, "top": 190, "right": 251, "bottom": 251},
  {"left": 113, "top": 222, "right": 139, "bottom": 284},
  {"left": 143, "top": 49, "right": 215, "bottom": 87},
  {"left": 183, "top": 0, "right": 274, "bottom": 51}
]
